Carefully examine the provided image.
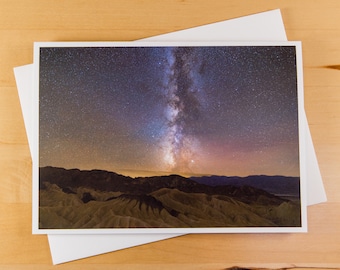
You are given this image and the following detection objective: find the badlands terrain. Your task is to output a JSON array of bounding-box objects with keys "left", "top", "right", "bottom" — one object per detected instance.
[{"left": 39, "top": 166, "right": 301, "bottom": 229}]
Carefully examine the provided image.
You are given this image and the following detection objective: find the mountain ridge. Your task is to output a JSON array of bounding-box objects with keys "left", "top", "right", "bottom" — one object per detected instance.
[
  {"left": 190, "top": 174, "right": 300, "bottom": 197},
  {"left": 38, "top": 166, "right": 301, "bottom": 229},
  {"left": 39, "top": 166, "right": 299, "bottom": 205}
]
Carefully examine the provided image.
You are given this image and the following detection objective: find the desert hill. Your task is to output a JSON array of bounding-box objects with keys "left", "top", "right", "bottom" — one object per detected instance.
[{"left": 39, "top": 166, "right": 301, "bottom": 229}]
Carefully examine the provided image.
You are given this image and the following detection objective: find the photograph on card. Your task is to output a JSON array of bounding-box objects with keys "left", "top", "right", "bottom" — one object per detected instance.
[{"left": 33, "top": 41, "right": 306, "bottom": 233}]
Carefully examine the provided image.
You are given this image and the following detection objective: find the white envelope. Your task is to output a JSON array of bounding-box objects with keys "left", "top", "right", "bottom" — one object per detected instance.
[{"left": 14, "top": 9, "right": 326, "bottom": 264}]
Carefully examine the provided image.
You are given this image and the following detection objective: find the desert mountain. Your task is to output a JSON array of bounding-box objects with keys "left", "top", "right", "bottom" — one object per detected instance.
[
  {"left": 190, "top": 175, "right": 300, "bottom": 197},
  {"left": 39, "top": 166, "right": 301, "bottom": 229}
]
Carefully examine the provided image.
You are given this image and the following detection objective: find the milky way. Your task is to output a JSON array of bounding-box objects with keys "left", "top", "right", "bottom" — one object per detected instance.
[
  {"left": 39, "top": 44, "right": 300, "bottom": 177},
  {"left": 161, "top": 47, "right": 203, "bottom": 173}
]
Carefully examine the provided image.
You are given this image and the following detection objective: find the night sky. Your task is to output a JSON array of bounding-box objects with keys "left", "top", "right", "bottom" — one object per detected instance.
[{"left": 39, "top": 44, "right": 300, "bottom": 177}]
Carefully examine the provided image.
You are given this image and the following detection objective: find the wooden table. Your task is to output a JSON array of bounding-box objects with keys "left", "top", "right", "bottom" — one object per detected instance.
[{"left": 1, "top": 1, "right": 339, "bottom": 269}]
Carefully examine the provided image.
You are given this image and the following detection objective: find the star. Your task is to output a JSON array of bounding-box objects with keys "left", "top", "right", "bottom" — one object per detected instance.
[{"left": 39, "top": 44, "right": 300, "bottom": 177}]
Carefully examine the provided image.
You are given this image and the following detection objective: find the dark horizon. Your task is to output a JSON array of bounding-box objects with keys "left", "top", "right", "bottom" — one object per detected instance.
[{"left": 39, "top": 164, "right": 301, "bottom": 180}]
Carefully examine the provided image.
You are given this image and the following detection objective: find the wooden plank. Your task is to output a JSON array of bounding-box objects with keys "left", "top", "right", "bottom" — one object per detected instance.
[{"left": 0, "top": 1, "right": 339, "bottom": 268}]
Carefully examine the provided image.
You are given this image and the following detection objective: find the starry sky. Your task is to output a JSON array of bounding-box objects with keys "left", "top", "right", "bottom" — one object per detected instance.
[{"left": 39, "top": 44, "right": 300, "bottom": 177}]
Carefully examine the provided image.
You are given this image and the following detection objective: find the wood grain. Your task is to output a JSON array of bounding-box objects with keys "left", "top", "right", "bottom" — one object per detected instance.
[{"left": 1, "top": 1, "right": 340, "bottom": 269}]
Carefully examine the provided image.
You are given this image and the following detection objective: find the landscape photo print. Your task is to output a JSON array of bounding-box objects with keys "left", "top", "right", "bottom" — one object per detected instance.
[{"left": 33, "top": 41, "right": 306, "bottom": 234}]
